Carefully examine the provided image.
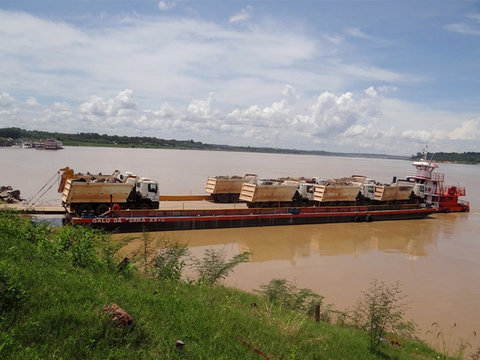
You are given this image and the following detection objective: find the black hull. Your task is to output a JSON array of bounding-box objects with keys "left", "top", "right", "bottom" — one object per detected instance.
[{"left": 70, "top": 205, "right": 435, "bottom": 233}]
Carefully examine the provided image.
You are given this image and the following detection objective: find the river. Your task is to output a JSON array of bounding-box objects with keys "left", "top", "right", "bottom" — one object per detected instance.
[{"left": 2, "top": 146, "right": 480, "bottom": 354}]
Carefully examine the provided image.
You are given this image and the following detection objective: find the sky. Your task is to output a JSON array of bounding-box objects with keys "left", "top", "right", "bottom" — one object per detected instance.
[{"left": 0, "top": 0, "right": 479, "bottom": 155}]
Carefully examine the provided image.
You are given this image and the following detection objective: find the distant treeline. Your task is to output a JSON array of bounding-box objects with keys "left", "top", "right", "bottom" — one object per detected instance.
[
  {"left": 411, "top": 151, "right": 480, "bottom": 164},
  {"left": 0, "top": 126, "right": 410, "bottom": 160}
]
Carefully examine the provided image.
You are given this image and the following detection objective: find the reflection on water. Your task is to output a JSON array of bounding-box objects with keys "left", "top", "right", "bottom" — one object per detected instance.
[{"left": 116, "top": 216, "right": 442, "bottom": 264}]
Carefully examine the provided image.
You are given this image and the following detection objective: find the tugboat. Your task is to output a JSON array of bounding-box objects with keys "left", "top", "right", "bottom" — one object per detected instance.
[{"left": 407, "top": 148, "right": 469, "bottom": 213}]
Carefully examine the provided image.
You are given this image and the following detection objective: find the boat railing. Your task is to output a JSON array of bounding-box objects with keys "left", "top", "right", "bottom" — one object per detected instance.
[
  {"left": 438, "top": 185, "right": 466, "bottom": 197},
  {"left": 408, "top": 171, "right": 444, "bottom": 182}
]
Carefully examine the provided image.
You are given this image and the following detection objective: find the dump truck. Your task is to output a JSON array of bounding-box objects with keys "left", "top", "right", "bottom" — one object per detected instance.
[
  {"left": 351, "top": 176, "right": 417, "bottom": 204},
  {"left": 205, "top": 174, "right": 257, "bottom": 203},
  {"left": 313, "top": 176, "right": 365, "bottom": 205},
  {"left": 58, "top": 167, "right": 160, "bottom": 216},
  {"left": 373, "top": 183, "right": 415, "bottom": 202},
  {"left": 241, "top": 175, "right": 414, "bottom": 208},
  {"left": 239, "top": 178, "right": 319, "bottom": 208}
]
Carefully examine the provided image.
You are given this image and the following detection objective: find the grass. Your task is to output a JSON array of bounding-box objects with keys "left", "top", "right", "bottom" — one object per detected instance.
[{"left": 0, "top": 210, "right": 450, "bottom": 359}]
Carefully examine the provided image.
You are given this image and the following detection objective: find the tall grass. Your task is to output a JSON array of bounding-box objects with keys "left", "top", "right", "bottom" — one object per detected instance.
[{"left": 0, "top": 210, "right": 448, "bottom": 359}]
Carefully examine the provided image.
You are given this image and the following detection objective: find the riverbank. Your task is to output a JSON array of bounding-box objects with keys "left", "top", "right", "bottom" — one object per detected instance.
[
  {"left": 0, "top": 210, "right": 455, "bottom": 359},
  {"left": 0, "top": 127, "right": 409, "bottom": 160}
]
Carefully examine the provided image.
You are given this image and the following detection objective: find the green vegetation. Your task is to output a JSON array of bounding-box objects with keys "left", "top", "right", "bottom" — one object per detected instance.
[
  {"left": 0, "top": 127, "right": 408, "bottom": 159},
  {"left": 352, "top": 280, "right": 415, "bottom": 354},
  {"left": 0, "top": 210, "right": 462, "bottom": 359},
  {"left": 411, "top": 152, "right": 480, "bottom": 164}
]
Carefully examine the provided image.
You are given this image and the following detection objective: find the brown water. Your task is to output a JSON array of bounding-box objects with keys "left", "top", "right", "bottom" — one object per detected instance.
[{"left": 2, "top": 146, "right": 480, "bottom": 353}]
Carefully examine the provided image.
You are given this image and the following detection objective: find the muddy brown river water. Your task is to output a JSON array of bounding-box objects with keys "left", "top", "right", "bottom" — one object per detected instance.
[{"left": 2, "top": 146, "right": 480, "bottom": 354}]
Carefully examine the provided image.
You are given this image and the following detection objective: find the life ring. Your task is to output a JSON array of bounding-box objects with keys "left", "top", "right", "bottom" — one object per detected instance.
[{"left": 112, "top": 204, "right": 121, "bottom": 211}]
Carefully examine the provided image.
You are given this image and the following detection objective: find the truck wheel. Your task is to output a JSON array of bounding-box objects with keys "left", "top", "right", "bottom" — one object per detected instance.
[
  {"left": 139, "top": 202, "right": 150, "bottom": 209},
  {"left": 95, "top": 203, "right": 109, "bottom": 215},
  {"left": 215, "top": 194, "right": 230, "bottom": 203},
  {"left": 77, "top": 204, "right": 93, "bottom": 216}
]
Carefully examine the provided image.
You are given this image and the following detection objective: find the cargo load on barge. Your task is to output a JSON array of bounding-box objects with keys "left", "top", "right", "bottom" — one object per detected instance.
[
  {"left": 204, "top": 174, "right": 257, "bottom": 203},
  {"left": 58, "top": 167, "right": 160, "bottom": 216},
  {"left": 239, "top": 175, "right": 420, "bottom": 208},
  {"left": 209, "top": 148, "right": 469, "bottom": 213}
]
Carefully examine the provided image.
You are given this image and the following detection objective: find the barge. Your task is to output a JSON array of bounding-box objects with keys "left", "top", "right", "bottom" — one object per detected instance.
[{"left": 69, "top": 204, "right": 436, "bottom": 233}]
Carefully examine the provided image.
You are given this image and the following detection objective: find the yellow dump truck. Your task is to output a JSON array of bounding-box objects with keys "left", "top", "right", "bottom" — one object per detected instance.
[
  {"left": 58, "top": 168, "right": 160, "bottom": 215},
  {"left": 205, "top": 174, "right": 257, "bottom": 203}
]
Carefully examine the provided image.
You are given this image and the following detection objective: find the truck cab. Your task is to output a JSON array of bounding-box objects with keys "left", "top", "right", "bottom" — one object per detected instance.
[{"left": 135, "top": 178, "right": 160, "bottom": 204}]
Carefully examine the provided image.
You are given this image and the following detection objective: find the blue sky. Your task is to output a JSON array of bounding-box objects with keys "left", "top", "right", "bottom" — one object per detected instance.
[{"left": 0, "top": 0, "right": 479, "bottom": 155}]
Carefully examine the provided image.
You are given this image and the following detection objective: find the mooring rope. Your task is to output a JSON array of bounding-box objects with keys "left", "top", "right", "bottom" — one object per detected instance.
[
  {"left": 26, "top": 172, "right": 59, "bottom": 207},
  {"left": 29, "top": 181, "right": 58, "bottom": 207}
]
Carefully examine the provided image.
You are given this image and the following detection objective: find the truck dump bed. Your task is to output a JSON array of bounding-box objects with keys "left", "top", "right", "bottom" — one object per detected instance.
[
  {"left": 62, "top": 179, "right": 133, "bottom": 204},
  {"left": 205, "top": 176, "right": 249, "bottom": 195},
  {"left": 314, "top": 184, "right": 362, "bottom": 202},
  {"left": 239, "top": 183, "right": 298, "bottom": 203},
  {"left": 374, "top": 184, "right": 414, "bottom": 201}
]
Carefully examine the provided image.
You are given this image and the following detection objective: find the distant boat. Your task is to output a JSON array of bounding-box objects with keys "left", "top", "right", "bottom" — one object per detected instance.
[
  {"left": 43, "top": 138, "right": 63, "bottom": 150},
  {"left": 34, "top": 139, "right": 63, "bottom": 150},
  {"left": 22, "top": 141, "right": 33, "bottom": 148}
]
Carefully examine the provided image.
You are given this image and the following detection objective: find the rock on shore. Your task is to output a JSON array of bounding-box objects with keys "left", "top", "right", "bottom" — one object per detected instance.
[{"left": 0, "top": 186, "right": 24, "bottom": 203}]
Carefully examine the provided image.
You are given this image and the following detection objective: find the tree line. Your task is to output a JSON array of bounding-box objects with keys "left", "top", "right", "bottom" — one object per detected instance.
[
  {"left": 4, "top": 127, "right": 478, "bottom": 163},
  {"left": 411, "top": 151, "right": 480, "bottom": 164}
]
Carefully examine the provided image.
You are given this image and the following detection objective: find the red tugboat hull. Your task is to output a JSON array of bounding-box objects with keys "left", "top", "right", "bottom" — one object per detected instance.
[{"left": 438, "top": 186, "right": 470, "bottom": 213}]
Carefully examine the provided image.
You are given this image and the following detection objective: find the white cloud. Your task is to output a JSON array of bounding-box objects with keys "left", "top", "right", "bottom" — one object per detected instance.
[
  {"left": 401, "top": 130, "right": 434, "bottom": 143},
  {"left": 467, "top": 14, "right": 480, "bottom": 22},
  {"left": 364, "top": 87, "right": 377, "bottom": 97},
  {"left": 345, "top": 27, "right": 372, "bottom": 40},
  {"left": 0, "top": 9, "right": 479, "bottom": 154},
  {"left": 377, "top": 85, "right": 398, "bottom": 93},
  {"left": 0, "top": 9, "right": 417, "bottom": 113},
  {"left": 445, "top": 23, "right": 480, "bottom": 36},
  {"left": 446, "top": 14, "right": 480, "bottom": 36},
  {"left": 79, "top": 89, "right": 137, "bottom": 119},
  {"left": 229, "top": 6, "right": 253, "bottom": 23},
  {"left": 0, "top": 87, "right": 479, "bottom": 154},
  {"left": 25, "top": 96, "right": 40, "bottom": 107},
  {"left": 158, "top": 1, "right": 176, "bottom": 11},
  {"left": 0, "top": 92, "right": 15, "bottom": 107},
  {"left": 449, "top": 120, "right": 480, "bottom": 140}
]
